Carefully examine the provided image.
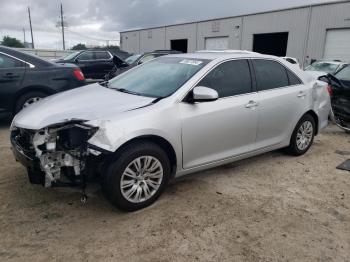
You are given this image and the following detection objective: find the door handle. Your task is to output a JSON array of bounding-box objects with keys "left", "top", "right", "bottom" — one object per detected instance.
[
  {"left": 297, "top": 91, "right": 306, "bottom": 98},
  {"left": 4, "top": 73, "right": 20, "bottom": 79},
  {"left": 245, "top": 100, "right": 259, "bottom": 109}
]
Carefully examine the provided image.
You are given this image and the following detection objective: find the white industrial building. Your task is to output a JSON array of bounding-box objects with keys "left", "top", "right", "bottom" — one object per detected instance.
[{"left": 120, "top": 0, "right": 350, "bottom": 65}]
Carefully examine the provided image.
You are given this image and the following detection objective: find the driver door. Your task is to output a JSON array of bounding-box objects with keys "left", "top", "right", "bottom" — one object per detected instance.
[{"left": 180, "top": 59, "right": 259, "bottom": 169}]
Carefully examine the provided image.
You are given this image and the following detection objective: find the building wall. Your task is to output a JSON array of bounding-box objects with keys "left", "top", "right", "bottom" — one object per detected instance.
[
  {"left": 121, "top": 31, "right": 140, "bottom": 54},
  {"left": 139, "top": 28, "right": 166, "bottom": 52},
  {"left": 241, "top": 7, "right": 310, "bottom": 64},
  {"left": 120, "top": 1, "right": 350, "bottom": 64},
  {"left": 306, "top": 1, "right": 350, "bottom": 59},
  {"left": 165, "top": 23, "right": 197, "bottom": 52},
  {"left": 197, "top": 17, "right": 242, "bottom": 50}
]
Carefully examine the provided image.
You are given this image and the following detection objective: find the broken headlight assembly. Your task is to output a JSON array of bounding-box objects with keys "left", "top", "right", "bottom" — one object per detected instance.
[{"left": 31, "top": 121, "right": 99, "bottom": 187}]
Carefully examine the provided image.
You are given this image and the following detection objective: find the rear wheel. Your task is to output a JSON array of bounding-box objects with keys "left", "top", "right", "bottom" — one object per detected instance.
[
  {"left": 102, "top": 141, "right": 171, "bottom": 211},
  {"left": 15, "top": 91, "right": 48, "bottom": 113},
  {"left": 286, "top": 114, "right": 316, "bottom": 156}
]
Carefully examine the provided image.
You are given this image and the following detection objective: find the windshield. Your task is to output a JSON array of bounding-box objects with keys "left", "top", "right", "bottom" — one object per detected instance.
[
  {"left": 108, "top": 57, "right": 209, "bottom": 98},
  {"left": 335, "top": 66, "right": 350, "bottom": 81},
  {"left": 305, "top": 62, "right": 339, "bottom": 73},
  {"left": 125, "top": 54, "right": 141, "bottom": 65},
  {"left": 61, "top": 51, "right": 81, "bottom": 60}
]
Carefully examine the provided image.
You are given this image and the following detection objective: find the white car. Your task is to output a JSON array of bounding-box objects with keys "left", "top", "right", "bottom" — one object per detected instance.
[{"left": 11, "top": 51, "right": 331, "bottom": 211}]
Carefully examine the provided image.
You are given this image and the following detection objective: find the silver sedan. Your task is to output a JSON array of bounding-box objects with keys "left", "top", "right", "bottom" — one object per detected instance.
[{"left": 11, "top": 50, "right": 331, "bottom": 211}]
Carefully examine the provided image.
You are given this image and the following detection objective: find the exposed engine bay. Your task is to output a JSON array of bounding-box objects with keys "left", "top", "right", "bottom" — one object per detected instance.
[{"left": 11, "top": 122, "right": 101, "bottom": 188}]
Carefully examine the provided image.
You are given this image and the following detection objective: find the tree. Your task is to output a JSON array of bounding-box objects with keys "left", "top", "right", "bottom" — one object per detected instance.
[
  {"left": 71, "top": 43, "right": 86, "bottom": 50},
  {"left": 1, "top": 36, "right": 24, "bottom": 48}
]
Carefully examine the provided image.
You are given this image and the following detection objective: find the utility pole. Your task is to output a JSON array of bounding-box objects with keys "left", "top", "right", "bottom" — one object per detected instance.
[
  {"left": 23, "top": 28, "right": 26, "bottom": 44},
  {"left": 60, "top": 3, "right": 66, "bottom": 50},
  {"left": 28, "top": 7, "right": 35, "bottom": 48}
]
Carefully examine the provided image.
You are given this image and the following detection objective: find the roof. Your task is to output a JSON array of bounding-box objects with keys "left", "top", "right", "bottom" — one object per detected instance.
[
  {"left": 120, "top": 0, "right": 348, "bottom": 33},
  {"left": 0, "top": 45, "right": 53, "bottom": 67},
  {"left": 166, "top": 50, "right": 266, "bottom": 60}
]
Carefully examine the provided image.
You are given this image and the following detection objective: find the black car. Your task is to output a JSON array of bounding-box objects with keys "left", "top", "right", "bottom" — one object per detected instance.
[
  {"left": 0, "top": 46, "right": 85, "bottom": 118},
  {"left": 319, "top": 65, "right": 350, "bottom": 131},
  {"left": 105, "top": 50, "right": 182, "bottom": 80},
  {"left": 54, "top": 49, "right": 128, "bottom": 79}
]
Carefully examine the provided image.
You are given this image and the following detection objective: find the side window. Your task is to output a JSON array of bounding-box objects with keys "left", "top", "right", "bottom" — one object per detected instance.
[
  {"left": 0, "top": 53, "right": 25, "bottom": 69},
  {"left": 139, "top": 54, "right": 156, "bottom": 64},
  {"left": 95, "top": 52, "right": 111, "bottom": 60},
  {"left": 77, "top": 51, "right": 94, "bottom": 61},
  {"left": 253, "top": 60, "right": 289, "bottom": 91},
  {"left": 197, "top": 60, "right": 252, "bottom": 98},
  {"left": 287, "top": 70, "right": 302, "bottom": 85}
]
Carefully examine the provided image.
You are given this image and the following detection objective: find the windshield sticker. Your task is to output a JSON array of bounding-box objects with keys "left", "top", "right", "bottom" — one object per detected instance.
[{"left": 179, "top": 59, "right": 203, "bottom": 66}]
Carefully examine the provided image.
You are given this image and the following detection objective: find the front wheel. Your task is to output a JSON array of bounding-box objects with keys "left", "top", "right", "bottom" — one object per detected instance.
[
  {"left": 15, "top": 91, "right": 48, "bottom": 114},
  {"left": 286, "top": 114, "right": 316, "bottom": 156},
  {"left": 102, "top": 142, "right": 171, "bottom": 211}
]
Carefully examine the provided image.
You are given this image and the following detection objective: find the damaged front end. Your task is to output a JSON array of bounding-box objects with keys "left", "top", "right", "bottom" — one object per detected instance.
[{"left": 11, "top": 121, "right": 103, "bottom": 188}]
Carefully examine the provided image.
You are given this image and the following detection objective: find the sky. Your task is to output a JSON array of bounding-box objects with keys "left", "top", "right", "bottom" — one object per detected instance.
[{"left": 0, "top": 0, "right": 338, "bottom": 50}]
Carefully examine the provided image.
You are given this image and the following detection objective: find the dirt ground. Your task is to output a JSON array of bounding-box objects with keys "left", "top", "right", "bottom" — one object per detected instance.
[{"left": 0, "top": 119, "right": 349, "bottom": 262}]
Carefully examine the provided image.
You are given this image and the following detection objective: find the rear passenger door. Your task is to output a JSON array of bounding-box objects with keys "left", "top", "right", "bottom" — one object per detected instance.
[
  {"left": 75, "top": 51, "right": 95, "bottom": 78},
  {"left": 252, "top": 59, "right": 307, "bottom": 149},
  {"left": 0, "top": 53, "right": 26, "bottom": 114},
  {"left": 180, "top": 59, "right": 259, "bottom": 169},
  {"left": 94, "top": 51, "right": 114, "bottom": 78}
]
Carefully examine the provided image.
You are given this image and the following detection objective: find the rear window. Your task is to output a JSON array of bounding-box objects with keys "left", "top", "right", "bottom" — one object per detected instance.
[{"left": 253, "top": 59, "right": 289, "bottom": 91}]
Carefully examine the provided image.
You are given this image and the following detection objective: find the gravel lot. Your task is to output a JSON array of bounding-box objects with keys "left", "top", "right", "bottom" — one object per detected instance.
[{"left": 0, "top": 118, "right": 349, "bottom": 262}]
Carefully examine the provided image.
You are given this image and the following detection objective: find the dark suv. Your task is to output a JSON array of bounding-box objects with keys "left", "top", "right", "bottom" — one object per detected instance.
[
  {"left": 54, "top": 49, "right": 128, "bottom": 79},
  {"left": 0, "top": 46, "right": 85, "bottom": 118},
  {"left": 105, "top": 50, "right": 182, "bottom": 80}
]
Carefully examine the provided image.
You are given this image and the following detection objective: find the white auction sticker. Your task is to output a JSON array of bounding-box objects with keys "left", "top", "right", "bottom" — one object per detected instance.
[{"left": 179, "top": 59, "right": 203, "bottom": 66}]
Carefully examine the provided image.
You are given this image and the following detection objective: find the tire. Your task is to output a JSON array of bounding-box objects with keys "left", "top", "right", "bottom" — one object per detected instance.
[
  {"left": 285, "top": 114, "right": 316, "bottom": 156},
  {"left": 15, "top": 91, "right": 48, "bottom": 114},
  {"left": 101, "top": 141, "right": 171, "bottom": 211}
]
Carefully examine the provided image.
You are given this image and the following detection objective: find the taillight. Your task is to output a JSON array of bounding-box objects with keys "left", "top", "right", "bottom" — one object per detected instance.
[
  {"left": 327, "top": 85, "right": 333, "bottom": 96},
  {"left": 73, "top": 69, "right": 85, "bottom": 81}
]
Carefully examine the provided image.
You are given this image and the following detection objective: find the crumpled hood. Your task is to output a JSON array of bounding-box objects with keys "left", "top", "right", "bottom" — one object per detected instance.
[{"left": 13, "top": 83, "right": 155, "bottom": 130}]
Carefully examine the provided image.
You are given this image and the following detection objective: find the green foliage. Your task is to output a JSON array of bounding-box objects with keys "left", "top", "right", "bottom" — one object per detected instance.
[
  {"left": 71, "top": 43, "right": 87, "bottom": 50},
  {"left": 1, "top": 36, "right": 25, "bottom": 48}
]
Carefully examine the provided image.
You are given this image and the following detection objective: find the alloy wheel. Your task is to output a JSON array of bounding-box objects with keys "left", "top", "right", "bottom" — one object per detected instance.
[
  {"left": 120, "top": 156, "right": 163, "bottom": 203},
  {"left": 296, "top": 121, "right": 313, "bottom": 151}
]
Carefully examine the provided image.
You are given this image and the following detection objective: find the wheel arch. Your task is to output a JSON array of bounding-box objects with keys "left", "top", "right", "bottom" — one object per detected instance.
[
  {"left": 13, "top": 85, "right": 55, "bottom": 113},
  {"left": 111, "top": 135, "right": 178, "bottom": 178},
  {"left": 304, "top": 110, "right": 319, "bottom": 135}
]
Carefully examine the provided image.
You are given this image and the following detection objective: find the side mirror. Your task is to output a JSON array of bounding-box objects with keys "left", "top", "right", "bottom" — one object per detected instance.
[{"left": 192, "top": 86, "right": 218, "bottom": 102}]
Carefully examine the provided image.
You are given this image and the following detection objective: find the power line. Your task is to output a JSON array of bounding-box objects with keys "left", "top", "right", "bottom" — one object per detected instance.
[{"left": 65, "top": 28, "right": 119, "bottom": 42}]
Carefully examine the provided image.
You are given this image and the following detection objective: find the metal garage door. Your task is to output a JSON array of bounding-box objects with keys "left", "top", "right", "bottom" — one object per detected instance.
[
  {"left": 205, "top": 37, "right": 229, "bottom": 50},
  {"left": 324, "top": 29, "right": 350, "bottom": 61}
]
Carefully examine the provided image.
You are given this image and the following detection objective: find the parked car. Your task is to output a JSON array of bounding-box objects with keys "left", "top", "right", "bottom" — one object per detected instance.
[
  {"left": 282, "top": 57, "right": 301, "bottom": 68},
  {"left": 53, "top": 49, "right": 127, "bottom": 79},
  {"left": 319, "top": 65, "right": 350, "bottom": 132},
  {"left": 0, "top": 46, "right": 85, "bottom": 118},
  {"left": 11, "top": 51, "right": 331, "bottom": 211},
  {"left": 304, "top": 60, "right": 348, "bottom": 79},
  {"left": 104, "top": 50, "right": 182, "bottom": 80}
]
